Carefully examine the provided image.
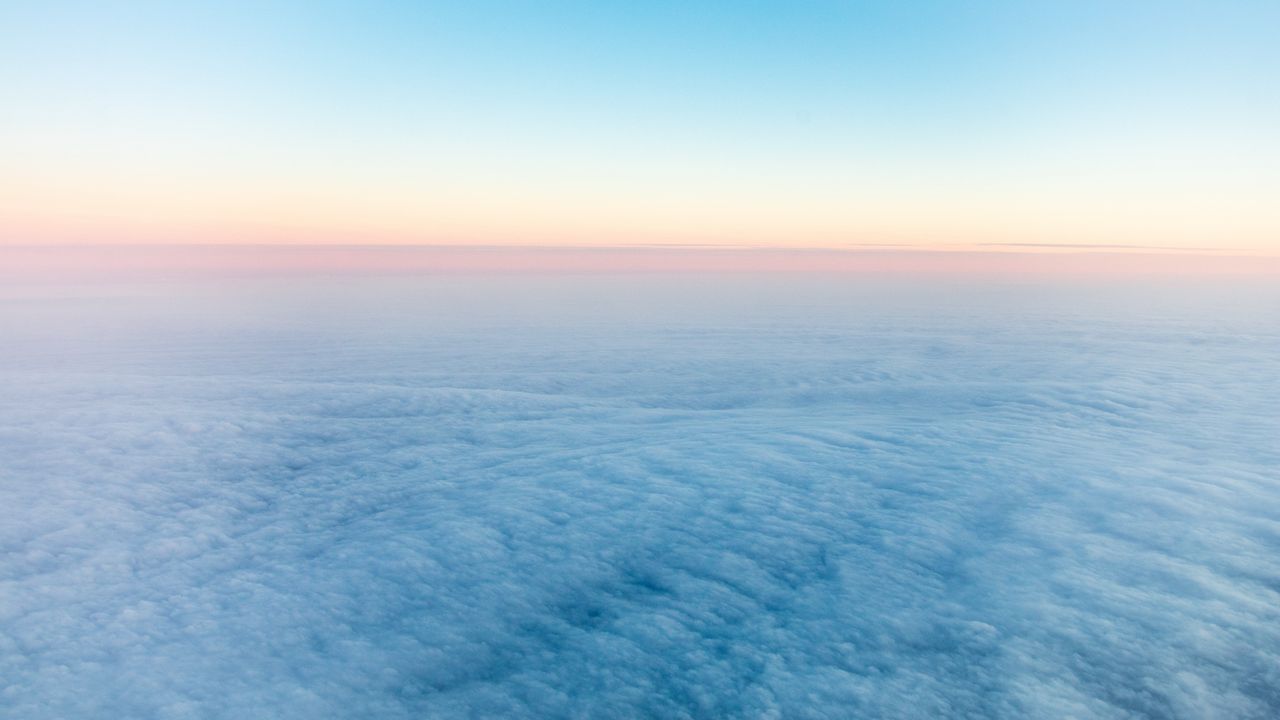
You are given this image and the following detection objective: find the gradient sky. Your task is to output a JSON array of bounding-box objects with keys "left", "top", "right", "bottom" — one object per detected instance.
[{"left": 2, "top": 1, "right": 1277, "bottom": 251}]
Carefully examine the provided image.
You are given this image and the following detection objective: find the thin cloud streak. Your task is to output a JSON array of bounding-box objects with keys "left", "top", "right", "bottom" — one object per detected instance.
[{"left": 3, "top": 245, "right": 1278, "bottom": 282}]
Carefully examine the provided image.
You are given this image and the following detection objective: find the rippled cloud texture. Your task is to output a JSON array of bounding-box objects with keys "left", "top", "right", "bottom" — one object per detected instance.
[{"left": 2, "top": 276, "right": 1278, "bottom": 718}]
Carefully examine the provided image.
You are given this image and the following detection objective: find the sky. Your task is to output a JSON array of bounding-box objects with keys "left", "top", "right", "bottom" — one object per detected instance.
[{"left": 1, "top": 1, "right": 1278, "bottom": 252}]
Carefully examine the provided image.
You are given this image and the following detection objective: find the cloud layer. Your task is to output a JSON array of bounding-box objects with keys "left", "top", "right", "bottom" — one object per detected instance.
[{"left": 2, "top": 277, "right": 1278, "bottom": 718}]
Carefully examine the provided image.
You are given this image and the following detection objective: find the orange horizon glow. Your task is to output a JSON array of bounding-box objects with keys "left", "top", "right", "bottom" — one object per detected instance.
[{"left": 4, "top": 175, "right": 1277, "bottom": 255}]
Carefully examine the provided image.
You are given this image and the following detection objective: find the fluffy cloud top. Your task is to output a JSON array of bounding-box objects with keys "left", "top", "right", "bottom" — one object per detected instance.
[{"left": 2, "top": 277, "right": 1278, "bottom": 719}]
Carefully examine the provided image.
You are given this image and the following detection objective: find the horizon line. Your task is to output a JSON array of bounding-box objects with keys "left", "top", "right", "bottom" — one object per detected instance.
[
  {"left": 1, "top": 241, "right": 1272, "bottom": 255},
  {"left": 3, "top": 243, "right": 1279, "bottom": 280}
]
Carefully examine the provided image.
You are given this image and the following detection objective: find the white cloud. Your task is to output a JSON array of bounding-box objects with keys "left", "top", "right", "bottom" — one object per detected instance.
[{"left": 1, "top": 277, "right": 1278, "bottom": 718}]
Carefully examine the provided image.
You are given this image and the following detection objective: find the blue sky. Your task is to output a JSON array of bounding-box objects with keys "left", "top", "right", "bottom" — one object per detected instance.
[{"left": 2, "top": 1, "right": 1277, "bottom": 249}]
